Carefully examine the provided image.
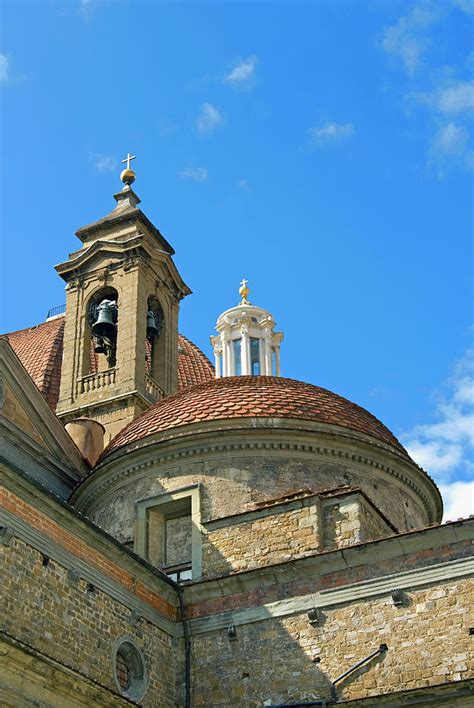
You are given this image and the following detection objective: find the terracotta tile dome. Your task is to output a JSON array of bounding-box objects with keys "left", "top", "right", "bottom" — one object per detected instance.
[{"left": 104, "top": 375, "right": 410, "bottom": 458}]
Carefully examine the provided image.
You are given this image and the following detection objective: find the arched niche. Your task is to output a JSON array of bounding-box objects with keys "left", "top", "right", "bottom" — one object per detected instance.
[
  {"left": 145, "top": 296, "right": 165, "bottom": 389},
  {"left": 85, "top": 286, "right": 119, "bottom": 374}
]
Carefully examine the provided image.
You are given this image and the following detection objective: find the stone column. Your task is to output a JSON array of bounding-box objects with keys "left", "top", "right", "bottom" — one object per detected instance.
[{"left": 241, "top": 324, "right": 250, "bottom": 375}]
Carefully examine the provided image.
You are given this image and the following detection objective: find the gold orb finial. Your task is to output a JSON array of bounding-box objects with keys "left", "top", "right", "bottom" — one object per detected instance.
[
  {"left": 120, "top": 152, "right": 136, "bottom": 186},
  {"left": 239, "top": 278, "right": 250, "bottom": 305}
]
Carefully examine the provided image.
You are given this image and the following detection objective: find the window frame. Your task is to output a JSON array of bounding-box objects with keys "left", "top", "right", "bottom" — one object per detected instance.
[{"left": 135, "top": 484, "right": 202, "bottom": 580}]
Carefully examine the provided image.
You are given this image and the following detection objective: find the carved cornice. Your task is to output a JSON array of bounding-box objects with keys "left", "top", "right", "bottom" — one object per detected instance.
[
  {"left": 71, "top": 420, "right": 442, "bottom": 524},
  {"left": 0, "top": 339, "right": 87, "bottom": 487}
]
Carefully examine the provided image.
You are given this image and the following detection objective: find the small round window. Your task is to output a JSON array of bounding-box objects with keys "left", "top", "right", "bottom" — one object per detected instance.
[{"left": 113, "top": 638, "right": 147, "bottom": 701}]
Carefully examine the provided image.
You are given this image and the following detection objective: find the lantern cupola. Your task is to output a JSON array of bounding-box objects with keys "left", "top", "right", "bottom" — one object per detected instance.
[{"left": 210, "top": 280, "right": 283, "bottom": 378}]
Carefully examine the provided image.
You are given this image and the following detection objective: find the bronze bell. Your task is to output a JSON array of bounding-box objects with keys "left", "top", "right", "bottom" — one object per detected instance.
[
  {"left": 146, "top": 310, "right": 159, "bottom": 341},
  {"left": 92, "top": 300, "right": 117, "bottom": 340}
]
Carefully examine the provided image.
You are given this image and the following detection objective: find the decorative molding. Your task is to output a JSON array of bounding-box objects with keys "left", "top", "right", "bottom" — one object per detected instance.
[
  {"left": 57, "top": 388, "right": 152, "bottom": 421},
  {"left": 0, "top": 507, "right": 177, "bottom": 637},
  {"left": 0, "top": 340, "right": 86, "bottom": 482},
  {"left": 179, "top": 556, "right": 474, "bottom": 637},
  {"left": 73, "top": 423, "right": 440, "bottom": 524},
  {"left": 0, "top": 422, "right": 81, "bottom": 499}
]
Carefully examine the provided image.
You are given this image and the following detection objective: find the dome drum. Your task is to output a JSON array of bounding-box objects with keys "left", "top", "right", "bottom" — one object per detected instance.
[{"left": 71, "top": 378, "right": 442, "bottom": 581}]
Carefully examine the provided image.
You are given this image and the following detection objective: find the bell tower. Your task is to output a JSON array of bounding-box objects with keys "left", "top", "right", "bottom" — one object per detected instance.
[{"left": 55, "top": 156, "right": 191, "bottom": 443}]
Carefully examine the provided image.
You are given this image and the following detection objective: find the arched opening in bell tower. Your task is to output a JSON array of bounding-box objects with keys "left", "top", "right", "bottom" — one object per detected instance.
[
  {"left": 145, "top": 295, "right": 165, "bottom": 396},
  {"left": 86, "top": 286, "right": 119, "bottom": 374}
]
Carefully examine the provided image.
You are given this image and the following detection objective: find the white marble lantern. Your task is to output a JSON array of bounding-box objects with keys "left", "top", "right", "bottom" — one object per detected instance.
[{"left": 210, "top": 281, "right": 284, "bottom": 378}]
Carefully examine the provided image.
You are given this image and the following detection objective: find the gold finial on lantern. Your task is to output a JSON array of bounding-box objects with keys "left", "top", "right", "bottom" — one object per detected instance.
[
  {"left": 239, "top": 278, "right": 250, "bottom": 305},
  {"left": 120, "top": 152, "right": 136, "bottom": 186}
]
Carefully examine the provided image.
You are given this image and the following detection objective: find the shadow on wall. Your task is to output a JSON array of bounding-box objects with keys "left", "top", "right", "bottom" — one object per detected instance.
[{"left": 183, "top": 609, "right": 389, "bottom": 706}]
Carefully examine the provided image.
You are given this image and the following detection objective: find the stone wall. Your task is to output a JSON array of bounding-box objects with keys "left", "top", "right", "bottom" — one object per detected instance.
[
  {"left": 2, "top": 462, "right": 472, "bottom": 707},
  {"left": 322, "top": 492, "right": 392, "bottom": 551},
  {"left": 188, "top": 578, "right": 473, "bottom": 706},
  {"left": 202, "top": 490, "right": 394, "bottom": 577},
  {"left": 0, "top": 477, "right": 179, "bottom": 707},
  {"left": 1, "top": 536, "right": 175, "bottom": 706},
  {"left": 203, "top": 495, "right": 320, "bottom": 576},
  {"left": 84, "top": 451, "right": 429, "bottom": 559}
]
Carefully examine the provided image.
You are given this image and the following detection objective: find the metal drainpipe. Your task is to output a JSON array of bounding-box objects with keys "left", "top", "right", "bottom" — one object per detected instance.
[
  {"left": 267, "top": 644, "right": 389, "bottom": 707},
  {"left": 178, "top": 587, "right": 191, "bottom": 708},
  {"left": 331, "top": 644, "right": 389, "bottom": 700}
]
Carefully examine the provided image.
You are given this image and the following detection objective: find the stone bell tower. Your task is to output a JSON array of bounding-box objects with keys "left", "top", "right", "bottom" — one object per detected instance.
[{"left": 55, "top": 155, "right": 191, "bottom": 443}]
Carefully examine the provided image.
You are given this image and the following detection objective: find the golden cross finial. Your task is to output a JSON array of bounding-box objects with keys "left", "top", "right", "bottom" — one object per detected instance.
[
  {"left": 120, "top": 152, "right": 137, "bottom": 186},
  {"left": 239, "top": 278, "right": 250, "bottom": 305},
  {"left": 121, "top": 152, "right": 136, "bottom": 170}
]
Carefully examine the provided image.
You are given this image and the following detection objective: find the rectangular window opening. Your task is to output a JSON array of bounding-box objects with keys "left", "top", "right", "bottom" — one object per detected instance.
[
  {"left": 233, "top": 338, "right": 242, "bottom": 376},
  {"left": 250, "top": 337, "right": 260, "bottom": 375},
  {"left": 135, "top": 484, "right": 202, "bottom": 581},
  {"left": 147, "top": 497, "right": 193, "bottom": 578}
]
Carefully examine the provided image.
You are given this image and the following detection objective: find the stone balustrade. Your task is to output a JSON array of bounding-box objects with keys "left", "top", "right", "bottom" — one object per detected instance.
[
  {"left": 78, "top": 368, "right": 116, "bottom": 395},
  {"left": 145, "top": 373, "right": 164, "bottom": 402}
]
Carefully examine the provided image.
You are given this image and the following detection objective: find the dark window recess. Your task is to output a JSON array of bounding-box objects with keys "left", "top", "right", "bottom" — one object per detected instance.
[
  {"left": 116, "top": 651, "right": 131, "bottom": 690},
  {"left": 163, "top": 562, "right": 192, "bottom": 583},
  {"left": 113, "top": 639, "right": 147, "bottom": 701},
  {"left": 147, "top": 496, "right": 193, "bottom": 579}
]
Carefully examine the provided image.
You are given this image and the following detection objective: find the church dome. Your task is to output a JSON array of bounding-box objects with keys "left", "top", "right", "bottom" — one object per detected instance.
[{"left": 103, "top": 375, "right": 410, "bottom": 459}]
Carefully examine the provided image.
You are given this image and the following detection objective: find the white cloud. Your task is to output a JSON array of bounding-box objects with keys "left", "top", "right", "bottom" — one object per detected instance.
[
  {"left": 0, "top": 54, "right": 9, "bottom": 84},
  {"left": 431, "top": 122, "right": 470, "bottom": 157},
  {"left": 453, "top": 0, "right": 474, "bottom": 14},
  {"left": 225, "top": 55, "right": 258, "bottom": 88},
  {"left": 414, "top": 81, "right": 474, "bottom": 114},
  {"left": 403, "top": 348, "right": 474, "bottom": 480},
  {"left": 79, "top": 0, "right": 93, "bottom": 17},
  {"left": 196, "top": 102, "right": 222, "bottom": 134},
  {"left": 90, "top": 154, "right": 117, "bottom": 172},
  {"left": 178, "top": 167, "right": 208, "bottom": 182},
  {"left": 307, "top": 122, "right": 354, "bottom": 146},
  {"left": 237, "top": 179, "right": 250, "bottom": 191},
  {"left": 381, "top": 3, "right": 440, "bottom": 74},
  {"left": 439, "top": 480, "right": 474, "bottom": 521}
]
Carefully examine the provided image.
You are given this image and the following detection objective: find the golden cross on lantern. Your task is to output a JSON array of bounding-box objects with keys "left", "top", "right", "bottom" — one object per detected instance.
[
  {"left": 239, "top": 278, "right": 250, "bottom": 305},
  {"left": 121, "top": 152, "right": 136, "bottom": 170}
]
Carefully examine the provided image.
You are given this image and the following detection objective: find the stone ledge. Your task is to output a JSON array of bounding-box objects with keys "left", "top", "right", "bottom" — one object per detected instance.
[
  {"left": 1, "top": 507, "right": 177, "bottom": 637},
  {"left": 180, "top": 556, "right": 474, "bottom": 636},
  {"left": 0, "top": 632, "right": 132, "bottom": 706}
]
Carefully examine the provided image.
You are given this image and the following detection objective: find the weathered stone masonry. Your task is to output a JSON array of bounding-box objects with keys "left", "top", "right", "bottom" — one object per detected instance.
[
  {"left": 0, "top": 481, "right": 178, "bottom": 707},
  {"left": 181, "top": 522, "right": 474, "bottom": 706}
]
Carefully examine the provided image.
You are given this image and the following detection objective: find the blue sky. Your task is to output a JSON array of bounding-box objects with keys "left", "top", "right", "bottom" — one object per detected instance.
[{"left": 1, "top": 0, "right": 473, "bottom": 518}]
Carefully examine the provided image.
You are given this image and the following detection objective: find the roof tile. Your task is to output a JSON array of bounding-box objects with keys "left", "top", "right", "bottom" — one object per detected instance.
[
  {"left": 103, "top": 375, "right": 410, "bottom": 459},
  {"left": 5, "top": 318, "right": 214, "bottom": 411}
]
